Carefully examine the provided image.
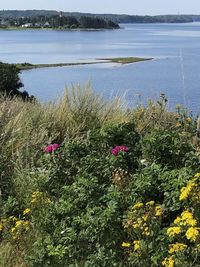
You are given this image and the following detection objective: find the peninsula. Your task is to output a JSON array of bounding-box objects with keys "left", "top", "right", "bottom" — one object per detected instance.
[{"left": 15, "top": 57, "right": 152, "bottom": 70}]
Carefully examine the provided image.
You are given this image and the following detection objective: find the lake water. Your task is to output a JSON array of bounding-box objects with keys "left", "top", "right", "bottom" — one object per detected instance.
[{"left": 1, "top": 23, "right": 200, "bottom": 113}]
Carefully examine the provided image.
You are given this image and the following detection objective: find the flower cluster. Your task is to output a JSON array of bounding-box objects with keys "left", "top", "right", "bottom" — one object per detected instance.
[
  {"left": 31, "top": 191, "right": 51, "bottom": 205},
  {"left": 44, "top": 143, "right": 59, "bottom": 153},
  {"left": 162, "top": 256, "right": 175, "bottom": 267},
  {"left": 111, "top": 145, "right": 129, "bottom": 156},
  {"left": 167, "top": 210, "right": 199, "bottom": 242},
  {"left": 168, "top": 243, "right": 187, "bottom": 254},
  {"left": 11, "top": 219, "right": 30, "bottom": 240},
  {"left": 122, "top": 200, "right": 163, "bottom": 257},
  {"left": 121, "top": 240, "right": 141, "bottom": 251},
  {"left": 23, "top": 208, "right": 31, "bottom": 216},
  {"left": 179, "top": 173, "right": 200, "bottom": 202}
]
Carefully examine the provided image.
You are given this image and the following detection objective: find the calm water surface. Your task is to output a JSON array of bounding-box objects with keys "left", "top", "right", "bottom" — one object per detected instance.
[{"left": 1, "top": 23, "right": 200, "bottom": 112}]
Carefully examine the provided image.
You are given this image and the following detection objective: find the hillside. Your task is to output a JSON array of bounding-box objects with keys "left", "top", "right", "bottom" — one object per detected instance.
[{"left": 0, "top": 86, "right": 200, "bottom": 266}]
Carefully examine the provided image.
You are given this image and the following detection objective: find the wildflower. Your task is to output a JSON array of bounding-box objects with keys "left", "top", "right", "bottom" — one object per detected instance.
[
  {"left": 194, "top": 173, "right": 200, "bottom": 178},
  {"left": 111, "top": 145, "right": 129, "bottom": 156},
  {"left": 185, "top": 227, "right": 199, "bottom": 242},
  {"left": 142, "top": 214, "right": 148, "bottom": 221},
  {"left": 133, "top": 202, "right": 143, "bottom": 209},
  {"left": 23, "top": 208, "right": 31, "bottom": 216},
  {"left": 44, "top": 143, "right": 59, "bottom": 153},
  {"left": 155, "top": 205, "right": 163, "bottom": 217},
  {"left": 0, "top": 222, "right": 3, "bottom": 231},
  {"left": 15, "top": 220, "right": 24, "bottom": 227},
  {"left": 11, "top": 227, "right": 16, "bottom": 233},
  {"left": 180, "top": 210, "right": 197, "bottom": 226},
  {"left": 31, "top": 191, "right": 43, "bottom": 203},
  {"left": 179, "top": 181, "right": 196, "bottom": 201},
  {"left": 168, "top": 243, "right": 187, "bottom": 254},
  {"left": 122, "top": 242, "right": 131, "bottom": 248},
  {"left": 133, "top": 240, "right": 140, "bottom": 251},
  {"left": 162, "top": 256, "right": 175, "bottom": 267},
  {"left": 143, "top": 227, "right": 150, "bottom": 236},
  {"left": 167, "top": 226, "right": 181, "bottom": 237},
  {"left": 146, "top": 200, "right": 155, "bottom": 206},
  {"left": 176, "top": 122, "right": 182, "bottom": 128},
  {"left": 186, "top": 117, "right": 192, "bottom": 123}
]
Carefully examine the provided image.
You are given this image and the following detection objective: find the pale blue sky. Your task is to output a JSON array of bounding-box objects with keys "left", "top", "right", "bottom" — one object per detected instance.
[{"left": 1, "top": 0, "right": 200, "bottom": 15}]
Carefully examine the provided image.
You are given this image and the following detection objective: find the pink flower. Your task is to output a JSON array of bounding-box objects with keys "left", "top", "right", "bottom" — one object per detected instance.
[
  {"left": 111, "top": 146, "right": 129, "bottom": 156},
  {"left": 44, "top": 143, "right": 59, "bottom": 153}
]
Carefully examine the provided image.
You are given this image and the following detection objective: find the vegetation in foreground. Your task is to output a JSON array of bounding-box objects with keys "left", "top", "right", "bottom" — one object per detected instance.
[{"left": 0, "top": 86, "right": 200, "bottom": 267}]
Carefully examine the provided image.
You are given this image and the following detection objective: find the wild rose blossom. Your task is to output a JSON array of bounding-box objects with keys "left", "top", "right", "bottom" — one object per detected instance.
[
  {"left": 44, "top": 143, "right": 59, "bottom": 153},
  {"left": 112, "top": 145, "right": 129, "bottom": 156}
]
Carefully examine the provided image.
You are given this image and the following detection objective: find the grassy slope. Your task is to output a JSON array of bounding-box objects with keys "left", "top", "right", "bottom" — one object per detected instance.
[{"left": 0, "top": 86, "right": 197, "bottom": 267}]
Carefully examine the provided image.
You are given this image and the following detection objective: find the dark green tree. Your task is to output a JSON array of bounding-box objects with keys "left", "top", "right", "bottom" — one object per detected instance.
[
  {"left": 0, "top": 62, "right": 34, "bottom": 101},
  {"left": 0, "top": 62, "right": 23, "bottom": 95}
]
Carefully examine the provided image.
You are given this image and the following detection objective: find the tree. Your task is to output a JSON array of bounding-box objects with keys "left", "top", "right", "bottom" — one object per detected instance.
[
  {"left": 0, "top": 62, "right": 23, "bottom": 94},
  {"left": 0, "top": 62, "right": 34, "bottom": 101}
]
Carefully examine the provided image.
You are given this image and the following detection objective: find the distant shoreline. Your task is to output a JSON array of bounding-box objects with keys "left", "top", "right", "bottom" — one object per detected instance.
[
  {"left": 0, "top": 26, "right": 120, "bottom": 31},
  {"left": 16, "top": 57, "right": 153, "bottom": 71}
]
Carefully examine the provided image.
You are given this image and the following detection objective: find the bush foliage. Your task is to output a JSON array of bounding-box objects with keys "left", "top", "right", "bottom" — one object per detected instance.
[{"left": 0, "top": 86, "right": 200, "bottom": 266}]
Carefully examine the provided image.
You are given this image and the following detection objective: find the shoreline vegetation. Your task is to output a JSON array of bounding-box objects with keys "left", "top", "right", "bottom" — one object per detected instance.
[
  {"left": 0, "top": 15, "right": 120, "bottom": 30},
  {"left": 0, "top": 86, "right": 200, "bottom": 267},
  {"left": 16, "top": 57, "right": 152, "bottom": 71},
  {"left": 0, "top": 10, "right": 199, "bottom": 23}
]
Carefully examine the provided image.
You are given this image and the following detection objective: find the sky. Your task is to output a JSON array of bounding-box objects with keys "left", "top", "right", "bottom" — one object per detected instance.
[{"left": 1, "top": 0, "right": 200, "bottom": 15}]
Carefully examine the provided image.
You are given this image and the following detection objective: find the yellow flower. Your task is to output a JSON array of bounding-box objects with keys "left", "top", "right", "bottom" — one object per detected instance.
[
  {"left": 133, "top": 240, "right": 140, "bottom": 251},
  {"left": 162, "top": 256, "right": 175, "bottom": 267},
  {"left": 167, "top": 227, "right": 181, "bottom": 237},
  {"left": 15, "top": 220, "right": 24, "bottom": 227},
  {"left": 194, "top": 173, "right": 200, "bottom": 178},
  {"left": 181, "top": 210, "right": 197, "bottom": 226},
  {"left": 186, "top": 117, "right": 192, "bottom": 123},
  {"left": 174, "top": 216, "right": 181, "bottom": 224},
  {"left": 146, "top": 201, "right": 155, "bottom": 206},
  {"left": 142, "top": 214, "right": 148, "bottom": 221},
  {"left": 174, "top": 210, "right": 197, "bottom": 227},
  {"left": 168, "top": 243, "right": 187, "bottom": 254},
  {"left": 143, "top": 227, "right": 150, "bottom": 236},
  {"left": 23, "top": 208, "right": 31, "bottom": 216},
  {"left": 155, "top": 205, "right": 163, "bottom": 216},
  {"left": 133, "top": 223, "right": 139, "bottom": 229},
  {"left": 133, "top": 202, "right": 143, "bottom": 209},
  {"left": 122, "top": 242, "right": 131, "bottom": 248},
  {"left": 0, "top": 222, "right": 3, "bottom": 231},
  {"left": 11, "top": 227, "right": 16, "bottom": 233},
  {"left": 31, "top": 191, "right": 51, "bottom": 205},
  {"left": 176, "top": 122, "right": 182, "bottom": 128},
  {"left": 186, "top": 227, "right": 199, "bottom": 242},
  {"left": 179, "top": 181, "right": 196, "bottom": 201},
  {"left": 45, "top": 197, "right": 51, "bottom": 204}
]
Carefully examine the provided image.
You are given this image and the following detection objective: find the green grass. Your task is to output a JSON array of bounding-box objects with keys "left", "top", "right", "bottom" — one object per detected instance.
[{"left": 103, "top": 57, "right": 152, "bottom": 64}]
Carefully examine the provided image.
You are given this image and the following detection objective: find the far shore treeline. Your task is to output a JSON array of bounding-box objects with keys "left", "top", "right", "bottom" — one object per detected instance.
[
  {"left": 0, "top": 12, "right": 119, "bottom": 29},
  {"left": 1, "top": 10, "right": 200, "bottom": 25}
]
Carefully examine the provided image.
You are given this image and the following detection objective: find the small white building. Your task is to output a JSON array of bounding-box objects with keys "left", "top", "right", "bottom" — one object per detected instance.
[
  {"left": 43, "top": 22, "right": 50, "bottom": 28},
  {"left": 21, "top": 23, "right": 33, "bottom": 28}
]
